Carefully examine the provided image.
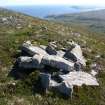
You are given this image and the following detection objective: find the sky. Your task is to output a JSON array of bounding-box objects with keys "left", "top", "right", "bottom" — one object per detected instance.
[{"left": 0, "top": 0, "right": 105, "bottom": 7}]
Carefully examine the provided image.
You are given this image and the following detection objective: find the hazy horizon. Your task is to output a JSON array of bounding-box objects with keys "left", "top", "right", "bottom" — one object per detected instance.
[{"left": 1, "top": 5, "right": 105, "bottom": 18}]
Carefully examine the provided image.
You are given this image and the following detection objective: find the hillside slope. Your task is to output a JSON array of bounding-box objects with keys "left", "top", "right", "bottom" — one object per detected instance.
[
  {"left": 0, "top": 8, "right": 105, "bottom": 105},
  {"left": 46, "top": 9, "right": 105, "bottom": 33}
]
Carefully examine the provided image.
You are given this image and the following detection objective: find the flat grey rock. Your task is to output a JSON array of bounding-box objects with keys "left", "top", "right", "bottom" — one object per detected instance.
[
  {"left": 22, "top": 41, "right": 47, "bottom": 56},
  {"left": 59, "top": 71, "right": 99, "bottom": 86},
  {"left": 42, "top": 55, "right": 74, "bottom": 72}
]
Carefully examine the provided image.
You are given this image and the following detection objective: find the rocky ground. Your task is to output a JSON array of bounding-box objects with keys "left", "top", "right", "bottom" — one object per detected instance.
[{"left": 13, "top": 40, "right": 99, "bottom": 97}]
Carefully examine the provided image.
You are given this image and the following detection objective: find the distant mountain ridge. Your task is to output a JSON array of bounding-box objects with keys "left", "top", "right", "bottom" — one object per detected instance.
[
  {"left": 46, "top": 9, "right": 105, "bottom": 33},
  {"left": 3, "top": 5, "right": 99, "bottom": 18}
]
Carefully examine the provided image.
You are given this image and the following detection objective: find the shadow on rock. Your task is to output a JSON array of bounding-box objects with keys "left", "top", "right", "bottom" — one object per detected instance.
[{"left": 8, "top": 62, "right": 37, "bottom": 80}]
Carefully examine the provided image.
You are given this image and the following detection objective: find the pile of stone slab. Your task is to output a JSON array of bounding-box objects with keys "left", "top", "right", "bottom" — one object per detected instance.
[{"left": 17, "top": 41, "right": 99, "bottom": 96}]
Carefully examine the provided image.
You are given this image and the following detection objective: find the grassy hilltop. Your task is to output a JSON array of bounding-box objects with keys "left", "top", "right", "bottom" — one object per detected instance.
[{"left": 0, "top": 7, "right": 105, "bottom": 105}]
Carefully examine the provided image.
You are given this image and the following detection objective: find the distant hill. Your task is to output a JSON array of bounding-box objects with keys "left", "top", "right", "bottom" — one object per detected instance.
[
  {"left": 46, "top": 9, "right": 105, "bottom": 33},
  {"left": 0, "top": 7, "right": 43, "bottom": 29},
  {"left": 5, "top": 5, "right": 96, "bottom": 18}
]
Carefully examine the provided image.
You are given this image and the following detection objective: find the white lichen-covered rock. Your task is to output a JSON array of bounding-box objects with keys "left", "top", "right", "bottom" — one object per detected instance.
[
  {"left": 64, "top": 43, "right": 86, "bottom": 66},
  {"left": 57, "top": 50, "right": 65, "bottom": 57},
  {"left": 17, "top": 55, "right": 44, "bottom": 69},
  {"left": 39, "top": 45, "right": 47, "bottom": 50},
  {"left": 49, "top": 41, "right": 57, "bottom": 48},
  {"left": 25, "top": 40, "right": 32, "bottom": 45},
  {"left": 90, "top": 70, "right": 98, "bottom": 76},
  {"left": 49, "top": 79, "right": 59, "bottom": 87},
  {"left": 59, "top": 71, "right": 99, "bottom": 86},
  {"left": 70, "top": 44, "right": 86, "bottom": 66},
  {"left": 22, "top": 41, "right": 47, "bottom": 56},
  {"left": 42, "top": 55, "right": 74, "bottom": 72},
  {"left": 33, "top": 54, "right": 44, "bottom": 62}
]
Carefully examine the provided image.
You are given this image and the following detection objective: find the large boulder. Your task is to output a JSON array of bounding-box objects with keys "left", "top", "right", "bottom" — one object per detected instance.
[
  {"left": 64, "top": 43, "right": 86, "bottom": 66},
  {"left": 40, "top": 73, "right": 73, "bottom": 96},
  {"left": 40, "top": 73, "right": 60, "bottom": 89},
  {"left": 57, "top": 50, "right": 65, "bottom": 57},
  {"left": 17, "top": 54, "right": 44, "bottom": 69},
  {"left": 22, "top": 41, "right": 47, "bottom": 56},
  {"left": 42, "top": 55, "right": 74, "bottom": 72},
  {"left": 90, "top": 70, "right": 98, "bottom": 76},
  {"left": 59, "top": 71, "right": 99, "bottom": 86}
]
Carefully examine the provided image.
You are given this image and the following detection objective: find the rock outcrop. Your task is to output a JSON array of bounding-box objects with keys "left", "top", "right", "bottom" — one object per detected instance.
[
  {"left": 22, "top": 41, "right": 47, "bottom": 56},
  {"left": 57, "top": 50, "right": 65, "bottom": 57},
  {"left": 64, "top": 42, "right": 86, "bottom": 66},
  {"left": 42, "top": 55, "right": 74, "bottom": 72},
  {"left": 59, "top": 71, "right": 99, "bottom": 86},
  {"left": 16, "top": 41, "right": 99, "bottom": 97}
]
